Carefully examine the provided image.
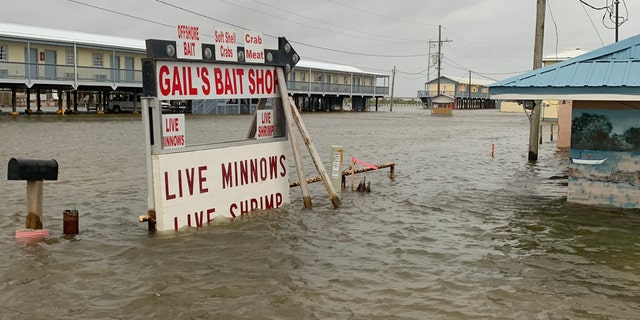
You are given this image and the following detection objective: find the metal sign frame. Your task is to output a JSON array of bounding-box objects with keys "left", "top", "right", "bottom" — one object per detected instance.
[{"left": 141, "top": 34, "right": 300, "bottom": 232}]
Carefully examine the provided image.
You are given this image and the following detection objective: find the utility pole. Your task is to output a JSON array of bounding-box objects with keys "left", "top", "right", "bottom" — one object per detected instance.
[
  {"left": 426, "top": 39, "right": 432, "bottom": 90},
  {"left": 468, "top": 70, "right": 472, "bottom": 108},
  {"left": 529, "top": 0, "right": 545, "bottom": 161},
  {"left": 435, "top": 25, "right": 452, "bottom": 96},
  {"left": 437, "top": 25, "right": 442, "bottom": 95},
  {"left": 390, "top": 66, "right": 396, "bottom": 112},
  {"left": 615, "top": 0, "right": 619, "bottom": 42}
]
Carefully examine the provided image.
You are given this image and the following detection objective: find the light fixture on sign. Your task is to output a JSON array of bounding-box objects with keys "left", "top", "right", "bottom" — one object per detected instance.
[
  {"left": 204, "top": 48, "right": 213, "bottom": 59},
  {"left": 166, "top": 44, "right": 176, "bottom": 58},
  {"left": 266, "top": 52, "right": 273, "bottom": 63},
  {"left": 237, "top": 50, "right": 245, "bottom": 62},
  {"left": 284, "top": 43, "right": 291, "bottom": 53},
  {"left": 292, "top": 54, "right": 299, "bottom": 64},
  {"left": 285, "top": 64, "right": 291, "bottom": 73}
]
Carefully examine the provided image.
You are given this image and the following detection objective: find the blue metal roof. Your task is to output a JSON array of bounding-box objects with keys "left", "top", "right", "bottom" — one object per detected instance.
[{"left": 490, "top": 34, "right": 640, "bottom": 101}]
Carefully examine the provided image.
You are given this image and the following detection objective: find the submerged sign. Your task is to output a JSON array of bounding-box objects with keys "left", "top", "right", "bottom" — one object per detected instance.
[
  {"left": 142, "top": 29, "right": 299, "bottom": 232},
  {"left": 153, "top": 141, "right": 289, "bottom": 231}
]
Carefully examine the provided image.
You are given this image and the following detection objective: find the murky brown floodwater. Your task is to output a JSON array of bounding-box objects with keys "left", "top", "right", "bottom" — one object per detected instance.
[{"left": 1, "top": 107, "right": 639, "bottom": 319}]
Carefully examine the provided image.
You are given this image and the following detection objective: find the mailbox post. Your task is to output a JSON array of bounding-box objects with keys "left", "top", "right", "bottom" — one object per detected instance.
[{"left": 7, "top": 158, "right": 58, "bottom": 230}]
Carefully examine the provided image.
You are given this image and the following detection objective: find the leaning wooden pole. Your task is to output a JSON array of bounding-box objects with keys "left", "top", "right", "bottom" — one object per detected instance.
[
  {"left": 276, "top": 68, "right": 312, "bottom": 208},
  {"left": 246, "top": 98, "right": 268, "bottom": 139},
  {"left": 286, "top": 95, "right": 341, "bottom": 208}
]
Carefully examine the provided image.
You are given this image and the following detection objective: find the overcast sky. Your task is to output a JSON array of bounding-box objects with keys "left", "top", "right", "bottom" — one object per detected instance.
[{"left": 2, "top": 0, "right": 637, "bottom": 97}]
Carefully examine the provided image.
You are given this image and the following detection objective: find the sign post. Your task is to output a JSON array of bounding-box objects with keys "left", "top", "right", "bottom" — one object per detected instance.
[{"left": 141, "top": 31, "right": 310, "bottom": 232}]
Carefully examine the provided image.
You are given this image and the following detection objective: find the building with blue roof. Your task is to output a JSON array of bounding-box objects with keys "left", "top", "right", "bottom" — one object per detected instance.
[{"left": 490, "top": 35, "right": 640, "bottom": 209}]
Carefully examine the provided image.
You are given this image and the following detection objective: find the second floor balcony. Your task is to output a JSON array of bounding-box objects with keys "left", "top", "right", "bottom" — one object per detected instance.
[
  {"left": 417, "top": 89, "right": 490, "bottom": 99},
  {"left": 0, "top": 61, "right": 143, "bottom": 88},
  {"left": 288, "top": 80, "right": 389, "bottom": 97}
]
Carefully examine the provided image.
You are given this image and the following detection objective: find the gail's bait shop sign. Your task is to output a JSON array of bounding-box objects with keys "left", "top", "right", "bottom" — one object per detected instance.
[{"left": 142, "top": 28, "right": 299, "bottom": 232}]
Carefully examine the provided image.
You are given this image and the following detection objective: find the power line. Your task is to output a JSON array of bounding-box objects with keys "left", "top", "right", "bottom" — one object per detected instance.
[
  {"left": 152, "top": 0, "right": 428, "bottom": 58},
  {"left": 242, "top": 0, "right": 422, "bottom": 44},
  {"left": 65, "top": 0, "right": 174, "bottom": 29},
  {"left": 324, "top": 0, "right": 437, "bottom": 28},
  {"left": 580, "top": 0, "right": 605, "bottom": 45},
  {"left": 547, "top": 0, "right": 559, "bottom": 60}
]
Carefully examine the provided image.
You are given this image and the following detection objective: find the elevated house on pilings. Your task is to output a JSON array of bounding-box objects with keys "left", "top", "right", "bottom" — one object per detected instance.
[
  {"left": 287, "top": 60, "right": 389, "bottom": 112},
  {"left": 0, "top": 22, "right": 389, "bottom": 115},
  {"left": 490, "top": 34, "right": 640, "bottom": 209},
  {"left": 417, "top": 75, "right": 495, "bottom": 110},
  {"left": 0, "top": 22, "right": 145, "bottom": 114}
]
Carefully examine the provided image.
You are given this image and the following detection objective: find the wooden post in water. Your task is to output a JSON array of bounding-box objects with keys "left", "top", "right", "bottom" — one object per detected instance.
[
  {"left": 286, "top": 95, "right": 341, "bottom": 208},
  {"left": 276, "top": 68, "right": 312, "bottom": 208},
  {"left": 26, "top": 180, "right": 44, "bottom": 229},
  {"left": 529, "top": 0, "right": 546, "bottom": 161}
]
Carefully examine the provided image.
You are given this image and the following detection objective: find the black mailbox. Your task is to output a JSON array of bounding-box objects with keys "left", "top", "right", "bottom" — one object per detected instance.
[{"left": 7, "top": 158, "right": 58, "bottom": 181}]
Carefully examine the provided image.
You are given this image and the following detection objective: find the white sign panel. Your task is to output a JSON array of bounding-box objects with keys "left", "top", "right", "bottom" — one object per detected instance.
[
  {"left": 214, "top": 27, "right": 237, "bottom": 62},
  {"left": 162, "top": 113, "right": 185, "bottom": 149},
  {"left": 244, "top": 30, "right": 265, "bottom": 63},
  {"left": 152, "top": 141, "right": 290, "bottom": 231},
  {"left": 156, "top": 61, "right": 280, "bottom": 100},
  {"left": 176, "top": 24, "right": 202, "bottom": 60},
  {"left": 256, "top": 110, "right": 274, "bottom": 139}
]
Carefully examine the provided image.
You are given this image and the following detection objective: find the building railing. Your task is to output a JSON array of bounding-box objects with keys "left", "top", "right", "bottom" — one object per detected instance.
[
  {"left": 288, "top": 80, "right": 389, "bottom": 96},
  {"left": 1, "top": 61, "right": 389, "bottom": 96},
  {"left": 417, "top": 89, "right": 490, "bottom": 99},
  {"left": 0, "top": 61, "right": 143, "bottom": 86}
]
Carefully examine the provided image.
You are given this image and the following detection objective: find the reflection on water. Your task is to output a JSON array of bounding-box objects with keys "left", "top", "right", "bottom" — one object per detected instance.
[{"left": 1, "top": 108, "right": 639, "bottom": 319}]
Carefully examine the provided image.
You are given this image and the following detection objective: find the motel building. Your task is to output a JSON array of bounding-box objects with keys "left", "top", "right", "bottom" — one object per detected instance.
[
  {"left": 490, "top": 34, "right": 640, "bottom": 209},
  {"left": 0, "top": 23, "right": 389, "bottom": 115},
  {"left": 417, "top": 75, "right": 495, "bottom": 110}
]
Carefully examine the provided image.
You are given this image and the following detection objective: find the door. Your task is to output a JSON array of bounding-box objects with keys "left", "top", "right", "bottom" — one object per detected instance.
[
  {"left": 124, "top": 57, "right": 134, "bottom": 83},
  {"left": 25, "top": 48, "right": 38, "bottom": 79},
  {"left": 112, "top": 55, "right": 121, "bottom": 82},
  {"left": 45, "top": 50, "right": 57, "bottom": 79}
]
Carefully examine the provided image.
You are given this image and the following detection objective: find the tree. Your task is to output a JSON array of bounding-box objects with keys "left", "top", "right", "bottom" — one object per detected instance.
[
  {"left": 622, "top": 127, "right": 640, "bottom": 151},
  {"left": 571, "top": 113, "right": 613, "bottom": 149}
]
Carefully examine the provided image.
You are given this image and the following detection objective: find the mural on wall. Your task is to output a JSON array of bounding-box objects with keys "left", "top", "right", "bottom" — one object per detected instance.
[
  {"left": 568, "top": 108, "right": 640, "bottom": 208},
  {"left": 571, "top": 110, "right": 640, "bottom": 152}
]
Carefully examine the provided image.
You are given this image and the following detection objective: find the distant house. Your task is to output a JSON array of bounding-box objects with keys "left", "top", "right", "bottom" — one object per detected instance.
[
  {"left": 417, "top": 75, "right": 494, "bottom": 109},
  {"left": 490, "top": 35, "right": 640, "bottom": 209},
  {"left": 287, "top": 60, "right": 389, "bottom": 112}
]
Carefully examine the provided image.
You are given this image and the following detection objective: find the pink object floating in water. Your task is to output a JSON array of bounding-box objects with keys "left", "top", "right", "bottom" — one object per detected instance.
[{"left": 15, "top": 229, "right": 49, "bottom": 239}]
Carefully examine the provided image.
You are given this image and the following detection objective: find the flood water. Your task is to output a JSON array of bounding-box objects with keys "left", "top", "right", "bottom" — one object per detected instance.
[{"left": 1, "top": 107, "right": 639, "bottom": 319}]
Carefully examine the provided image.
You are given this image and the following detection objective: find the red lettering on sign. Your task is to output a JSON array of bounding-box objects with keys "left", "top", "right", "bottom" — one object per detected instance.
[
  {"left": 201, "top": 67, "right": 210, "bottom": 95},
  {"left": 159, "top": 65, "right": 171, "bottom": 96},
  {"left": 163, "top": 166, "right": 209, "bottom": 200},
  {"left": 221, "top": 155, "right": 286, "bottom": 189},
  {"left": 177, "top": 25, "right": 200, "bottom": 40},
  {"left": 245, "top": 34, "right": 263, "bottom": 44},
  {"left": 229, "top": 192, "right": 283, "bottom": 217},
  {"left": 165, "top": 117, "right": 180, "bottom": 132},
  {"left": 261, "top": 111, "right": 271, "bottom": 124},
  {"left": 213, "top": 67, "right": 245, "bottom": 95},
  {"left": 249, "top": 69, "right": 277, "bottom": 95}
]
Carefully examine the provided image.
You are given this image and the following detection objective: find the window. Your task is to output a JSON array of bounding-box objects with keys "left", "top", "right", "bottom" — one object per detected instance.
[
  {"left": 92, "top": 53, "right": 103, "bottom": 67},
  {"left": 0, "top": 45, "right": 8, "bottom": 61},
  {"left": 301, "top": 72, "right": 306, "bottom": 82},
  {"left": 65, "top": 50, "right": 74, "bottom": 65},
  {"left": 344, "top": 76, "right": 349, "bottom": 84}
]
